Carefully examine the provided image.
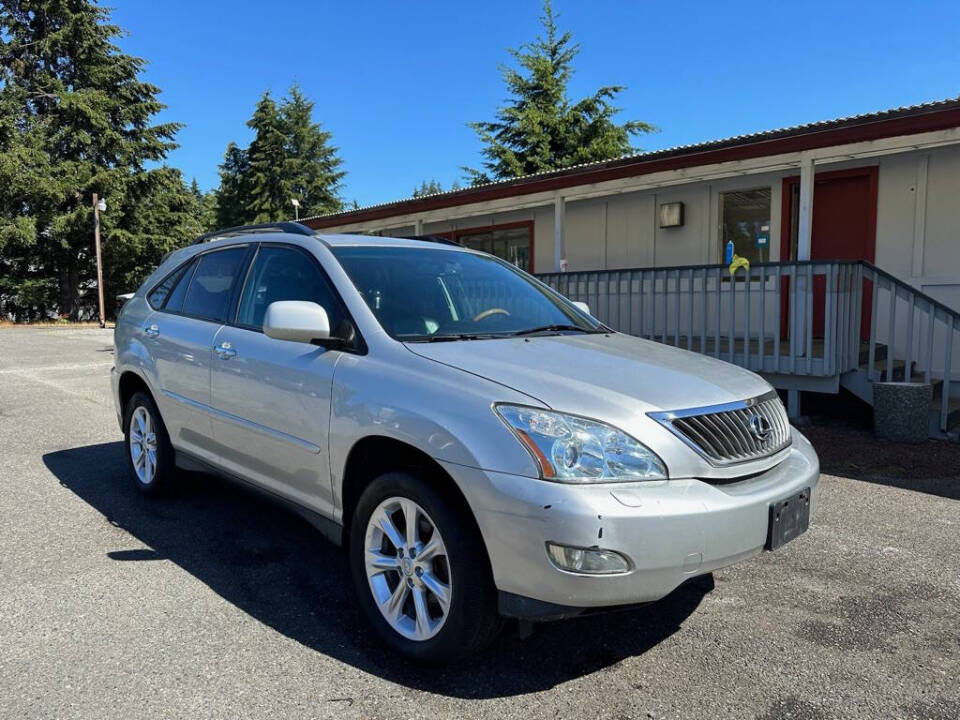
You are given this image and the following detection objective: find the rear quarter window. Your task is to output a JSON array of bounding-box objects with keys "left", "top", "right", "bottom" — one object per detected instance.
[
  {"left": 163, "top": 258, "right": 197, "bottom": 313},
  {"left": 147, "top": 261, "right": 193, "bottom": 310}
]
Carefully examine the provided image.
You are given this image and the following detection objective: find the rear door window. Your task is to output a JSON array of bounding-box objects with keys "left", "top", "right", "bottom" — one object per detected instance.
[{"left": 180, "top": 247, "right": 248, "bottom": 323}]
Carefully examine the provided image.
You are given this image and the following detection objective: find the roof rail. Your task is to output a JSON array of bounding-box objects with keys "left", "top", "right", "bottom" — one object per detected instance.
[
  {"left": 194, "top": 222, "right": 315, "bottom": 245},
  {"left": 400, "top": 234, "right": 461, "bottom": 247}
]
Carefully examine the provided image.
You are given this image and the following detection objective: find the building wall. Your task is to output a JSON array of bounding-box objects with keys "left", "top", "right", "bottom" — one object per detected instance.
[
  {"left": 557, "top": 171, "right": 787, "bottom": 272},
  {"left": 554, "top": 148, "right": 959, "bottom": 378},
  {"left": 920, "top": 144, "right": 960, "bottom": 311},
  {"left": 326, "top": 145, "right": 958, "bottom": 303},
  {"left": 547, "top": 147, "right": 958, "bottom": 311}
]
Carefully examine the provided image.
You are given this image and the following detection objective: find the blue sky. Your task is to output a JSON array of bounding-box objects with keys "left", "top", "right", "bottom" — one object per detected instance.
[{"left": 110, "top": 0, "right": 960, "bottom": 209}]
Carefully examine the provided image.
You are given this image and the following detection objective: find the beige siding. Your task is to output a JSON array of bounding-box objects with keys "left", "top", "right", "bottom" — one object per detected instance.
[
  {"left": 559, "top": 173, "right": 786, "bottom": 272},
  {"left": 874, "top": 154, "right": 917, "bottom": 281},
  {"left": 532, "top": 206, "right": 554, "bottom": 273},
  {"left": 652, "top": 186, "right": 709, "bottom": 267},
  {"left": 563, "top": 200, "right": 605, "bottom": 271},
  {"left": 605, "top": 193, "right": 655, "bottom": 268},
  {"left": 922, "top": 145, "right": 960, "bottom": 282}
]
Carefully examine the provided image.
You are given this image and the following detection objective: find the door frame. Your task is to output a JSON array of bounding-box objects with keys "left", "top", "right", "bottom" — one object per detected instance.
[
  {"left": 778, "top": 166, "right": 878, "bottom": 263},
  {"left": 778, "top": 166, "right": 879, "bottom": 341}
]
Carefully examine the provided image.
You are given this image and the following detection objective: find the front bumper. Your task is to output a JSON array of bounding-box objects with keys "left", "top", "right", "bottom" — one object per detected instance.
[{"left": 443, "top": 428, "right": 819, "bottom": 612}]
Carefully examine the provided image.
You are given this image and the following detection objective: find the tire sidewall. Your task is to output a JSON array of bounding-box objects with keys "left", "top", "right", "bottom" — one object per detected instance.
[{"left": 349, "top": 471, "right": 495, "bottom": 663}]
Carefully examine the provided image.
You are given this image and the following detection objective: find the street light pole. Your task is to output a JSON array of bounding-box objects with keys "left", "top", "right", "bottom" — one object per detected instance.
[{"left": 93, "top": 193, "right": 106, "bottom": 328}]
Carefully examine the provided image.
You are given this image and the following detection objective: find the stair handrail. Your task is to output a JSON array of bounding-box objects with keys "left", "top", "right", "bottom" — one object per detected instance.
[
  {"left": 859, "top": 261, "right": 957, "bottom": 432},
  {"left": 860, "top": 261, "right": 960, "bottom": 327}
]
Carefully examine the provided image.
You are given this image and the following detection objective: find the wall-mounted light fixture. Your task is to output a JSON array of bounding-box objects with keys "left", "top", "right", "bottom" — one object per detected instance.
[{"left": 659, "top": 201, "right": 684, "bottom": 228}]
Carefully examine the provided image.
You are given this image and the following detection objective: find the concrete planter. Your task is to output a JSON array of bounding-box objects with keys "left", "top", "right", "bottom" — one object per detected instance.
[{"left": 873, "top": 382, "right": 932, "bottom": 444}]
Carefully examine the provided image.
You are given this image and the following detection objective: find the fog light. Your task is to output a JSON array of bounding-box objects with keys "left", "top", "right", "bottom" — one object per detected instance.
[{"left": 545, "top": 542, "right": 631, "bottom": 575}]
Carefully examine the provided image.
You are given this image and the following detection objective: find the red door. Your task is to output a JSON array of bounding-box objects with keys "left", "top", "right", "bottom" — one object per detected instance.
[{"left": 780, "top": 167, "right": 878, "bottom": 339}]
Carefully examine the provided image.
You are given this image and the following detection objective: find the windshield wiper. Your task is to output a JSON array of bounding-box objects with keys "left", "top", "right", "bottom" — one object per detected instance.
[
  {"left": 507, "top": 324, "right": 600, "bottom": 337},
  {"left": 407, "top": 333, "right": 501, "bottom": 343}
]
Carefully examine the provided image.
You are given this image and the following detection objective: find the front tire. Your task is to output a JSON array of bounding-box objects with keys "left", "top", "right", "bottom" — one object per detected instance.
[
  {"left": 123, "top": 391, "right": 175, "bottom": 496},
  {"left": 349, "top": 471, "right": 500, "bottom": 662}
]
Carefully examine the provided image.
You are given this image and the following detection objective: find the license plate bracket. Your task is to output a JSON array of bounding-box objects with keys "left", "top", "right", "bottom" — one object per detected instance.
[{"left": 765, "top": 487, "right": 811, "bottom": 551}]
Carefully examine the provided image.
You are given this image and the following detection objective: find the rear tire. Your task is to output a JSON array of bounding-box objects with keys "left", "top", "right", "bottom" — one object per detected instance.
[
  {"left": 349, "top": 471, "right": 501, "bottom": 662},
  {"left": 123, "top": 391, "right": 175, "bottom": 496}
]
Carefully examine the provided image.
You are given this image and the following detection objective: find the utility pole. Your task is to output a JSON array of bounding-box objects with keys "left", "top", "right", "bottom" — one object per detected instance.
[{"left": 93, "top": 193, "right": 106, "bottom": 328}]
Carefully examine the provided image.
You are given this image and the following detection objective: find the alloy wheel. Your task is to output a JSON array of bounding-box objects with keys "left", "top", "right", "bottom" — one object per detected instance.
[
  {"left": 363, "top": 497, "right": 452, "bottom": 641},
  {"left": 129, "top": 406, "right": 158, "bottom": 485}
]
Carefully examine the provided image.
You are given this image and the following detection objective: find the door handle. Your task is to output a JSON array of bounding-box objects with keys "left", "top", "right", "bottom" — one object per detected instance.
[
  {"left": 144, "top": 324, "right": 159, "bottom": 338},
  {"left": 215, "top": 341, "right": 237, "bottom": 359}
]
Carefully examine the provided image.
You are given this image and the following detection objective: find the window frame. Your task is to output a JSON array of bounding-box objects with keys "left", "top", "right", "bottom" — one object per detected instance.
[{"left": 717, "top": 186, "right": 773, "bottom": 266}]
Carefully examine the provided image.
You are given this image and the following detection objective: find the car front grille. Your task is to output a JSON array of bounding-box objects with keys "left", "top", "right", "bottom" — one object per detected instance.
[{"left": 649, "top": 391, "right": 791, "bottom": 466}]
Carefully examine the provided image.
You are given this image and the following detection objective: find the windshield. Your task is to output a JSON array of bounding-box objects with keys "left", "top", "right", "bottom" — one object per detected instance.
[{"left": 331, "top": 246, "right": 603, "bottom": 341}]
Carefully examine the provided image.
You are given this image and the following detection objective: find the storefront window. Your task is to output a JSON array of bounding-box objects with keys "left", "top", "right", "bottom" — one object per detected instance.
[
  {"left": 720, "top": 188, "right": 772, "bottom": 265},
  {"left": 454, "top": 224, "right": 532, "bottom": 272}
]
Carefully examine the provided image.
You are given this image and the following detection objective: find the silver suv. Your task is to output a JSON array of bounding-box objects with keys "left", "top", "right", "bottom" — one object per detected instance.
[{"left": 112, "top": 223, "right": 819, "bottom": 661}]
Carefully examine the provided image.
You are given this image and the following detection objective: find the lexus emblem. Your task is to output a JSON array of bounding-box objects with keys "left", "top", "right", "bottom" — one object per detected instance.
[{"left": 748, "top": 414, "right": 772, "bottom": 442}]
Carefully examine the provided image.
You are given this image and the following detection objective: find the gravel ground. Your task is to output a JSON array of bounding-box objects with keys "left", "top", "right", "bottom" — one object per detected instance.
[{"left": 1, "top": 327, "right": 958, "bottom": 720}]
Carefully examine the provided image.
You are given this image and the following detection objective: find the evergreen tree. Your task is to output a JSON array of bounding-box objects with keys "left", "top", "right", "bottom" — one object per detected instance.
[
  {"left": 465, "top": 0, "right": 654, "bottom": 184},
  {"left": 245, "top": 92, "right": 289, "bottom": 223},
  {"left": 214, "top": 142, "right": 250, "bottom": 227},
  {"left": 189, "top": 179, "right": 217, "bottom": 232},
  {"left": 280, "top": 85, "right": 345, "bottom": 218},
  {"left": 214, "top": 86, "right": 345, "bottom": 225},
  {"left": 106, "top": 167, "right": 203, "bottom": 308},
  {"left": 412, "top": 179, "right": 445, "bottom": 197},
  {"left": 0, "top": 0, "right": 193, "bottom": 319}
]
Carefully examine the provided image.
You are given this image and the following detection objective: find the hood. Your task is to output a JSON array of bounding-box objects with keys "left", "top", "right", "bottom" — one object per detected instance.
[{"left": 404, "top": 332, "right": 771, "bottom": 419}]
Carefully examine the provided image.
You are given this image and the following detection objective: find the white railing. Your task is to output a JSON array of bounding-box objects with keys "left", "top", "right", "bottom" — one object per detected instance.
[{"left": 863, "top": 263, "right": 958, "bottom": 431}]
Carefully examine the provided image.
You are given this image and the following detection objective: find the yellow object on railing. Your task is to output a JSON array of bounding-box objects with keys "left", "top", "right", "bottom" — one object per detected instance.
[{"left": 728, "top": 254, "right": 750, "bottom": 276}]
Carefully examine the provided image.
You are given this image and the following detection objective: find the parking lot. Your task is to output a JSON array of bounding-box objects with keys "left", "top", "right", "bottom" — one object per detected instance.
[{"left": 1, "top": 327, "right": 958, "bottom": 719}]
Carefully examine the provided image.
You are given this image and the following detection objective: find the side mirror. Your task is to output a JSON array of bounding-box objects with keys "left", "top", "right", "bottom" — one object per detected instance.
[
  {"left": 573, "top": 301, "right": 591, "bottom": 316},
  {"left": 263, "top": 301, "right": 330, "bottom": 344}
]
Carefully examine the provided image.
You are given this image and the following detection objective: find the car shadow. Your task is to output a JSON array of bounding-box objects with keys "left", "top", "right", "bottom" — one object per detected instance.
[{"left": 44, "top": 441, "right": 713, "bottom": 699}]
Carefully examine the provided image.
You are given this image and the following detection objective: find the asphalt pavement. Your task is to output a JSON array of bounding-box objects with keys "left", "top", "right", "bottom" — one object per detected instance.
[{"left": 1, "top": 327, "right": 958, "bottom": 719}]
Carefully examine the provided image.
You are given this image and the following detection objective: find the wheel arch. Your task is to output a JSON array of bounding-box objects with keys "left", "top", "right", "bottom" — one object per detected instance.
[
  {"left": 339, "top": 435, "right": 493, "bottom": 575},
  {"left": 118, "top": 369, "right": 154, "bottom": 415}
]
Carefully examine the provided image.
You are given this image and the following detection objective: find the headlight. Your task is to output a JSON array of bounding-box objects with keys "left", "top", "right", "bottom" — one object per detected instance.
[{"left": 495, "top": 404, "right": 667, "bottom": 482}]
